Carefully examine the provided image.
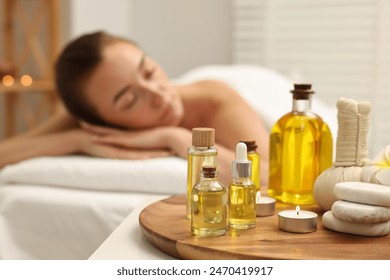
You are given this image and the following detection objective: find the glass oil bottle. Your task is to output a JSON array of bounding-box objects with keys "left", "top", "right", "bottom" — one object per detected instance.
[
  {"left": 241, "top": 140, "right": 260, "bottom": 193},
  {"left": 228, "top": 142, "right": 256, "bottom": 230},
  {"left": 186, "top": 128, "right": 218, "bottom": 220},
  {"left": 268, "top": 84, "right": 333, "bottom": 205},
  {"left": 191, "top": 166, "right": 227, "bottom": 237}
]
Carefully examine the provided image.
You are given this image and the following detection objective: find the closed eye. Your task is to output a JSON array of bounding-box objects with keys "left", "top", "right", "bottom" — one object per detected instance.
[
  {"left": 119, "top": 92, "right": 138, "bottom": 110},
  {"left": 114, "top": 86, "right": 138, "bottom": 110}
]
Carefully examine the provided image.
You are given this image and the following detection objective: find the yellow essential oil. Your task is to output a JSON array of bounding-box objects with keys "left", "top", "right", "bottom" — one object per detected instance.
[
  {"left": 228, "top": 142, "right": 256, "bottom": 230},
  {"left": 229, "top": 177, "right": 256, "bottom": 229},
  {"left": 186, "top": 128, "right": 217, "bottom": 220},
  {"left": 191, "top": 166, "right": 227, "bottom": 237},
  {"left": 268, "top": 84, "right": 333, "bottom": 205},
  {"left": 241, "top": 140, "right": 260, "bottom": 193}
]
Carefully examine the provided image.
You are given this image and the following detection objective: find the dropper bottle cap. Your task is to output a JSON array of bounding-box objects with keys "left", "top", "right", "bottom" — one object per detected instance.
[{"left": 232, "top": 142, "right": 252, "bottom": 178}]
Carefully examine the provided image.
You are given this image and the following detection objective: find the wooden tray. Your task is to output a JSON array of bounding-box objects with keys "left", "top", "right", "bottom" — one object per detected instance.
[{"left": 139, "top": 194, "right": 390, "bottom": 259}]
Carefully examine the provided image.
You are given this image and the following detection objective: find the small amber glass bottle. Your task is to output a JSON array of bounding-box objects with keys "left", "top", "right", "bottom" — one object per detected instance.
[
  {"left": 241, "top": 140, "right": 260, "bottom": 193},
  {"left": 186, "top": 128, "right": 218, "bottom": 220},
  {"left": 191, "top": 166, "right": 227, "bottom": 237}
]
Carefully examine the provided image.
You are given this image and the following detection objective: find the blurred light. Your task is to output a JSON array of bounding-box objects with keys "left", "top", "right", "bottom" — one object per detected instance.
[
  {"left": 20, "top": 74, "right": 33, "bottom": 86},
  {"left": 2, "top": 75, "right": 14, "bottom": 86}
]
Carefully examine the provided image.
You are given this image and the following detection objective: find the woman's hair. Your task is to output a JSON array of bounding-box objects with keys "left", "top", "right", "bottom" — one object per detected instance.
[{"left": 55, "top": 31, "right": 138, "bottom": 125}]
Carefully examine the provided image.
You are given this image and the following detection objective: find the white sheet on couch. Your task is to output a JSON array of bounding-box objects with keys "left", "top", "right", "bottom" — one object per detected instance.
[{"left": 0, "top": 184, "right": 150, "bottom": 259}]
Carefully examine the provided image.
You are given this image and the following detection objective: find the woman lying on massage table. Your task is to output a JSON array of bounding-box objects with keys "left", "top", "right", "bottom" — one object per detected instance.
[{"left": 0, "top": 31, "right": 269, "bottom": 186}]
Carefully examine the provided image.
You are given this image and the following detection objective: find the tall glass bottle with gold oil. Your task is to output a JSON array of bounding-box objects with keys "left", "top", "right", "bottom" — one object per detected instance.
[
  {"left": 228, "top": 142, "right": 256, "bottom": 230},
  {"left": 241, "top": 140, "right": 260, "bottom": 193},
  {"left": 186, "top": 128, "right": 218, "bottom": 220},
  {"left": 268, "top": 84, "right": 333, "bottom": 205},
  {"left": 191, "top": 166, "right": 227, "bottom": 237}
]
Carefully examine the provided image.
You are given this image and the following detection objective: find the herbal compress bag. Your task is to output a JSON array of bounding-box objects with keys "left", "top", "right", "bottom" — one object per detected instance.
[{"left": 314, "top": 97, "right": 371, "bottom": 211}]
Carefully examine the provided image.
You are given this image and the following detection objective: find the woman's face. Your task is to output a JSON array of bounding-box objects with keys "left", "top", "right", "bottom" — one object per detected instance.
[{"left": 83, "top": 42, "right": 184, "bottom": 129}]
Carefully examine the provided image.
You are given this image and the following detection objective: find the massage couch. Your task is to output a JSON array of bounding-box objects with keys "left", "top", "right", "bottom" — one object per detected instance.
[{"left": 0, "top": 65, "right": 337, "bottom": 259}]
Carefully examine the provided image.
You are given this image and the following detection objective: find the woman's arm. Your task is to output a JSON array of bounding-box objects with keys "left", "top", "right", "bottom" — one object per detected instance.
[
  {"left": 0, "top": 122, "right": 172, "bottom": 169},
  {"left": 0, "top": 129, "right": 81, "bottom": 169},
  {"left": 0, "top": 103, "right": 80, "bottom": 168}
]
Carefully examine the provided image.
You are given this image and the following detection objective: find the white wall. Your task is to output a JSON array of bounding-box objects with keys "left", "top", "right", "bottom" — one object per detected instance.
[
  {"left": 66, "top": 0, "right": 231, "bottom": 78},
  {"left": 131, "top": 0, "right": 231, "bottom": 77},
  {"left": 68, "top": 0, "right": 133, "bottom": 41}
]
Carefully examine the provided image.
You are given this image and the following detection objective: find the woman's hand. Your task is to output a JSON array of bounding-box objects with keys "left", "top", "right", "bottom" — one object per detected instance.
[
  {"left": 72, "top": 126, "right": 172, "bottom": 160},
  {"left": 79, "top": 122, "right": 191, "bottom": 159}
]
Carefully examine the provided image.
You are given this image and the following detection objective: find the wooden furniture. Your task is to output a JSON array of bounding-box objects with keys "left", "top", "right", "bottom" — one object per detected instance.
[
  {"left": 139, "top": 195, "right": 390, "bottom": 259},
  {"left": 0, "top": 0, "right": 60, "bottom": 137}
]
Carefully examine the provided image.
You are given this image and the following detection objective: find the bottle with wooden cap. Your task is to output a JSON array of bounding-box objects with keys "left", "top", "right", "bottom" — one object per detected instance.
[
  {"left": 241, "top": 140, "right": 260, "bottom": 193},
  {"left": 191, "top": 166, "right": 227, "bottom": 237},
  {"left": 268, "top": 84, "right": 333, "bottom": 205},
  {"left": 186, "top": 127, "right": 218, "bottom": 220}
]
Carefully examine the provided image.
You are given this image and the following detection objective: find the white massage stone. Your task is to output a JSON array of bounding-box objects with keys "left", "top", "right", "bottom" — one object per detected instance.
[
  {"left": 332, "top": 200, "right": 390, "bottom": 224},
  {"left": 322, "top": 211, "right": 390, "bottom": 237},
  {"left": 334, "top": 182, "right": 390, "bottom": 207},
  {"left": 376, "top": 169, "right": 390, "bottom": 186}
]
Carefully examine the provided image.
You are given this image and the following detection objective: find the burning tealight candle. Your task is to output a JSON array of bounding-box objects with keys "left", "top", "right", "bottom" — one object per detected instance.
[
  {"left": 20, "top": 74, "right": 33, "bottom": 86},
  {"left": 2, "top": 74, "right": 14, "bottom": 86},
  {"left": 278, "top": 205, "right": 318, "bottom": 233},
  {"left": 256, "top": 191, "right": 276, "bottom": 217}
]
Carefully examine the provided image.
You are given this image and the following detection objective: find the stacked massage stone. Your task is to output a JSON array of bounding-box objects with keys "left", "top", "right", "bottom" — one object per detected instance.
[{"left": 322, "top": 181, "right": 390, "bottom": 236}]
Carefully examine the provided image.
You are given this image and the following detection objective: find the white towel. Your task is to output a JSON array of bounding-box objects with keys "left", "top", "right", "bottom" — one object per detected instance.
[{"left": 0, "top": 156, "right": 187, "bottom": 194}]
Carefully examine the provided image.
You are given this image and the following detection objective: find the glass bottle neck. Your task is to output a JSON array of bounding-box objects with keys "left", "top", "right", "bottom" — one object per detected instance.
[
  {"left": 201, "top": 174, "right": 218, "bottom": 181},
  {"left": 292, "top": 95, "right": 312, "bottom": 113},
  {"left": 232, "top": 177, "right": 251, "bottom": 185}
]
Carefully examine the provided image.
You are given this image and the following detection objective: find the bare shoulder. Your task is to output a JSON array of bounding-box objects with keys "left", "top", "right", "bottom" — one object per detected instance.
[{"left": 190, "top": 80, "right": 241, "bottom": 101}]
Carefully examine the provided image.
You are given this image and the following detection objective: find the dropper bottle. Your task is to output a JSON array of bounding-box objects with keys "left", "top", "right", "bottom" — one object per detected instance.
[{"left": 228, "top": 142, "right": 256, "bottom": 230}]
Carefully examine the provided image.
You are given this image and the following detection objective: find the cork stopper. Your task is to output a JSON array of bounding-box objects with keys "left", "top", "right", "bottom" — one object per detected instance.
[
  {"left": 240, "top": 140, "right": 257, "bottom": 152},
  {"left": 290, "top": 84, "right": 314, "bottom": 100},
  {"left": 192, "top": 127, "right": 215, "bottom": 147},
  {"left": 201, "top": 166, "right": 217, "bottom": 178}
]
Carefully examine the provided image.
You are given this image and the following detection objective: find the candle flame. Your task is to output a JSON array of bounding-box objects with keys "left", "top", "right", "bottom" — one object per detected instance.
[{"left": 296, "top": 205, "right": 300, "bottom": 215}]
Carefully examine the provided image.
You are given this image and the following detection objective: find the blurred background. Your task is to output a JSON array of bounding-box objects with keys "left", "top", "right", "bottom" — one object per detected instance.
[{"left": 0, "top": 0, "right": 389, "bottom": 156}]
